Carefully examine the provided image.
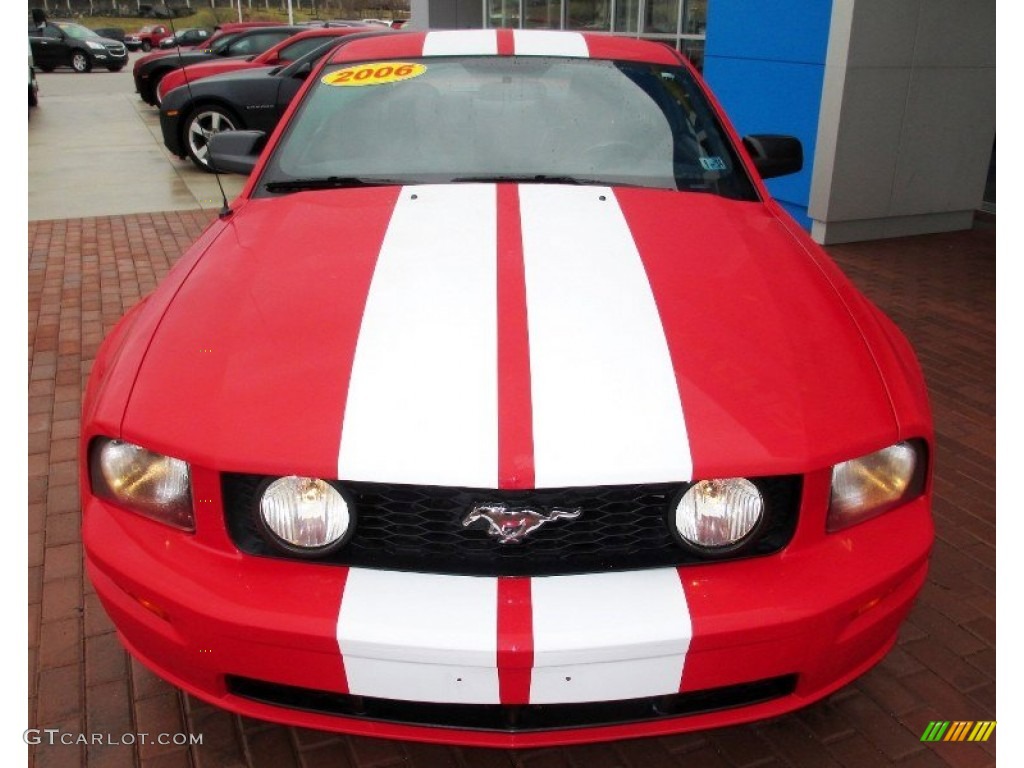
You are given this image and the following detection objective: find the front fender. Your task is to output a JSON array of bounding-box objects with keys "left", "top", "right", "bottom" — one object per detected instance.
[{"left": 81, "top": 217, "right": 232, "bottom": 443}]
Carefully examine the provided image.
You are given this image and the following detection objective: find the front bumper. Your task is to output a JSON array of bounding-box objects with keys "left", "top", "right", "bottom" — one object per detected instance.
[
  {"left": 93, "top": 49, "right": 127, "bottom": 65},
  {"left": 83, "top": 470, "right": 932, "bottom": 747},
  {"left": 158, "top": 110, "right": 184, "bottom": 157}
]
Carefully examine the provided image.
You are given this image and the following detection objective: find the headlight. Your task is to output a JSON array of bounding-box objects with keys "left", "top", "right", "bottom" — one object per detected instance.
[
  {"left": 827, "top": 441, "right": 927, "bottom": 532},
  {"left": 259, "top": 476, "right": 353, "bottom": 555},
  {"left": 90, "top": 439, "right": 193, "bottom": 530},
  {"left": 86, "top": 41, "right": 106, "bottom": 50},
  {"left": 672, "top": 478, "right": 764, "bottom": 550}
]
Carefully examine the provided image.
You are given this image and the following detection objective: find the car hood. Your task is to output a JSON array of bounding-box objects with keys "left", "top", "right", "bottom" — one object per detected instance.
[
  {"left": 123, "top": 184, "right": 898, "bottom": 486},
  {"left": 204, "top": 64, "right": 277, "bottom": 83},
  {"left": 179, "top": 59, "right": 251, "bottom": 78},
  {"left": 159, "top": 59, "right": 256, "bottom": 94},
  {"left": 142, "top": 50, "right": 212, "bottom": 71}
]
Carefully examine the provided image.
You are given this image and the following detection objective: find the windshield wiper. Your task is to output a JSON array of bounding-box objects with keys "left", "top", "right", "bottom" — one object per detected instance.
[
  {"left": 264, "top": 177, "right": 406, "bottom": 193},
  {"left": 447, "top": 174, "right": 657, "bottom": 189},
  {"left": 450, "top": 174, "right": 600, "bottom": 185}
]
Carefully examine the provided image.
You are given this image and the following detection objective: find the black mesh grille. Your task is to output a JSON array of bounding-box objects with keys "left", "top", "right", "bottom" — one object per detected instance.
[
  {"left": 222, "top": 475, "right": 801, "bottom": 576},
  {"left": 227, "top": 674, "right": 798, "bottom": 732}
]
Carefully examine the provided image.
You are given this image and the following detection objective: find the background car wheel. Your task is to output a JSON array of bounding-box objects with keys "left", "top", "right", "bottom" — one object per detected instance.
[
  {"left": 71, "top": 52, "right": 92, "bottom": 73},
  {"left": 142, "top": 41, "right": 152, "bottom": 52},
  {"left": 184, "top": 106, "right": 240, "bottom": 172}
]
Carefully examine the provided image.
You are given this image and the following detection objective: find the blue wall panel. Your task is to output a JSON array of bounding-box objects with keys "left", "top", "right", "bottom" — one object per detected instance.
[{"left": 703, "top": 0, "right": 833, "bottom": 229}]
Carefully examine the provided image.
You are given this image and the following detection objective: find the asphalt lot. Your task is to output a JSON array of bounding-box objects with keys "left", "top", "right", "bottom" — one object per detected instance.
[
  {"left": 26, "top": 53, "right": 996, "bottom": 768},
  {"left": 28, "top": 52, "right": 244, "bottom": 222}
]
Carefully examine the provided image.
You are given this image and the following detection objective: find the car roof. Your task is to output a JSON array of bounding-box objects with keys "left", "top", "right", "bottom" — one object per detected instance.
[
  {"left": 214, "top": 21, "right": 287, "bottom": 31},
  {"left": 230, "top": 25, "right": 303, "bottom": 36},
  {"left": 298, "top": 19, "right": 374, "bottom": 27},
  {"left": 327, "top": 29, "right": 681, "bottom": 66},
  {"left": 283, "top": 26, "right": 374, "bottom": 40}
]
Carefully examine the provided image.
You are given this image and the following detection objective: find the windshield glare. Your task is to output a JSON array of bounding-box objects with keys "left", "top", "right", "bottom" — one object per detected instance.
[
  {"left": 260, "top": 56, "right": 756, "bottom": 200},
  {"left": 58, "top": 23, "right": 101, "bottom": 40}
]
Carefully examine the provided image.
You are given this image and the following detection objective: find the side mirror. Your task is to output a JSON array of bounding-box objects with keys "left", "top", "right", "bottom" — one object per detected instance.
[
  {"left": 742, "top": 135, "right": 803, "bottom": 179},
  {"left": 292, "top": 61, "right": 313, "bottom": 80},
  {"left": 208, "top": 130, "right": 266, "bottom": 175}
]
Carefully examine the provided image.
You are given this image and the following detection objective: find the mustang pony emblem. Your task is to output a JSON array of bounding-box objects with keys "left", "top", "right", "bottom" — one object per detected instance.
[{"left": 462, "top": 504, "right": 583, "bottom": 544}]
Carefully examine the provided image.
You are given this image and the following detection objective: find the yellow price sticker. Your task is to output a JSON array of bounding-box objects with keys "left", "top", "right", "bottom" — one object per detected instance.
[{"left": 322, "top": 62, "right": 427, "bottom": 87}]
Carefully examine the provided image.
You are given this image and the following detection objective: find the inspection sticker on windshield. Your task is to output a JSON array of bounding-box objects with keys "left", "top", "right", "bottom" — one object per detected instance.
[
  {"left": 700, "top": 157, "right": 727, "bottom": 171},
  {"left": 322, "top": 62, "right": 427, "bottom": 87}
]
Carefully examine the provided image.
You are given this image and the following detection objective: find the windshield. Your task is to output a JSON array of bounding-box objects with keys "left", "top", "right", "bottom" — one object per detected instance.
[
  {"left": 210, "top": 32, "right": 242, "bottom": 54},
  {"left": 259, "top": 56, "right": 757, "bottom": 200},
  {"left": 57, "top": 23, "right": 101, "bottom": 40}
]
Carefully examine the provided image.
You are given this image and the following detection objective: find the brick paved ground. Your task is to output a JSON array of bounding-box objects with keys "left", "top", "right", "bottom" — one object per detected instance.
[{"left": 27, "top": 212, "right": 995, "bottom": 768}]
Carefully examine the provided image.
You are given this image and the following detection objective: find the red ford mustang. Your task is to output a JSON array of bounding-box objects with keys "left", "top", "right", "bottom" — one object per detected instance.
[{"left": 81, "top": 29, "right": 934, "bottom": 747}]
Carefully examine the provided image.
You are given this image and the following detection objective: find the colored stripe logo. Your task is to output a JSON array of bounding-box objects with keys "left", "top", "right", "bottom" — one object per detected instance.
[{"left": 921, "top": 721, "right": 996, "bottom": 742}]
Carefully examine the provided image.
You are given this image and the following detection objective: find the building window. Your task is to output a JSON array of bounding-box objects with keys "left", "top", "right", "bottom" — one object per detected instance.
[
  {"left": 614, "top": 0, "right": 639, "bottom": 33},
  {"left": 567, "top": 0, "right": 610, "bottom": 31},
  {"left": 483, "top": 0, "right": 708, "bottom": 70},
  {"left": 643, "top": 0, "right": 679, "bottom": 34},
  {"left": 524, "top": 0, "right": 564, "bottom": 28},
  {"left": 488, "top": 0, "right": 521, "bottom": 28}
]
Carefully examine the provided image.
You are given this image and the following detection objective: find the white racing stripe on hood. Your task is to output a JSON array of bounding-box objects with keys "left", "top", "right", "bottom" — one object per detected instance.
[
  {"left": 337, "top": 185, "right": 498, "bottom": 486},
  {"left": 519, "top": 185, "right": 693, "bottom": 486},
  {"left": 423, "top": 30, "right": 498, "bottom": 56}
]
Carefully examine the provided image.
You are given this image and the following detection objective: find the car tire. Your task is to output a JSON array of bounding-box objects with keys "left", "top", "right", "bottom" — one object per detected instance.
[
  {"left": 142, "top": 41, "right": 152, "bottom": 52},
  {"left": 71, "top": 51, "right": 92, "bottom": 73},
  {"left": 183, "top": 105, "right": 241, "bottom": 172}
]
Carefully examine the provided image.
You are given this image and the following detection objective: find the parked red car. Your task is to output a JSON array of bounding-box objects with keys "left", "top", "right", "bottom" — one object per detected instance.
[
  {"left": 84, "top": 29, "right": 933, "bottom": 748},
  {"left": 156, "top": 26, "right": 373, "bottom": 104},
  {"left": 124, "top": 24, "right": 172, "bottom": 52},
  {"left": 132, "top": 24, "right": 301, "bottom": 105}
]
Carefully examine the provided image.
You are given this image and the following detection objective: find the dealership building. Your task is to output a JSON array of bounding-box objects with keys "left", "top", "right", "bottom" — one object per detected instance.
[{"left": 410, "top": 0, "right": 995, "bottom": 244}]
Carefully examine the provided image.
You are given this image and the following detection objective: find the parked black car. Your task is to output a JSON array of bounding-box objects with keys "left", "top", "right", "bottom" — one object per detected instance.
[
  {"left": 134, "top": 26, "right": 301, "bottom": 106},
  {"left": 29, "top": 21, "right": 128, "bottom": 73},
  {"left": 29, "top": 41, "right": 39, "bottom": 107},
  {"left": 93, "top": 27, "right": 126, "bottom": 42},
  {"left": 158, "top": 27, "right": 214, "bottom": 50},
  {"left": 160, "top": 35, "right": 370, "bottom": 170}
]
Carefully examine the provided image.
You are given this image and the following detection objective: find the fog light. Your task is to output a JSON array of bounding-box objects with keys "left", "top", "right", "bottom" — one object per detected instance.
[
  {"left": 259, "top": 476, "right": 352, "bottom": 555},
  {"left": 673, "top": 478, "right": 764, "bottom": 550}
]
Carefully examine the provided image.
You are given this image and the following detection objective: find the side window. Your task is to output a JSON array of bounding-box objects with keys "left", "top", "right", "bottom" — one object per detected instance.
[
  {"left": 43, "top": 25, "right": 63, "bottom": 40},
  {"left": 241, "top": 32, "right": 292, "bottom": 55},
  {"left": 227, "top": 37, "right": 255, "bottom": 55},
  {"left": 279, "top": 37, "right": 327, "bottom": 62}
]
